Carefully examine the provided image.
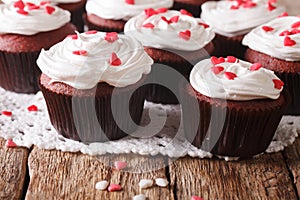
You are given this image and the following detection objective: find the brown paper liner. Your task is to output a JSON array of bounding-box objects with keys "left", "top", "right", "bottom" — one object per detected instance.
[
  {"left": 0, "top": 50, "right": 41, "bottom": 93},
  {"left": 39, "top": 74, "right": 147, "bottom": 143},
  {"left": 83, "top": 14, "right": 125, "bottom": 33},
  {"left": 181, "top": 84, "right": 288, "bottom": 157}
]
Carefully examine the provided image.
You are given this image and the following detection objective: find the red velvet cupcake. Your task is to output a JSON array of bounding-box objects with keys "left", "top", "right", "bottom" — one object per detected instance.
[
  {"left": 0, "top": 2, "right": 76, "bottom": 93},
  {"left": 172, "top": 0, "right": 215, "bottom": 17},
  {"left": 181, "top": 56, "right": 288, "bottom": 157}
]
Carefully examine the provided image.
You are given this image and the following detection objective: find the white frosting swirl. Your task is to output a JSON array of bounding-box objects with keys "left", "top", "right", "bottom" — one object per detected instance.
[
  {"left": 86, "top": 0, "right": 173, "bottom": 21},
  {"left": 2, "top": 0, "right": 81, "bottom": 5},
  {"left": 37, "top": 31, "right": 153, "bottom": 89},
  {"left": 0, "top": 3, "right": 70, "bottom": 35},
  {"left": 243, "top": 16, "right": 300, "bottom": 61},
  {"left": 201, "top": 0, "right": 285, "bottom": 37},
  {"left": 190, "top": 58, "right": 283, "bottom": 100},
  {"left": 124, "top": 10, "right": 215, "bottom": 51}
]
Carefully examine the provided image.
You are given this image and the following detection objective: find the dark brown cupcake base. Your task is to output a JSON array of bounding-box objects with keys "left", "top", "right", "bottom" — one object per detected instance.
[
  {"left": 181, "top": 84, "right": 288, "bottom": 157},
  {"left": 40, "top": 74, "right": 147, "bottom": 143},
  {"left": 245, "top": 48, "right": 300, "bottom": 115},
  {"left": 83, "top": 14, "right": 126, "bottom": 33},
  {"left": 172, "top": 0, "right": 213, "bottom": 17}
]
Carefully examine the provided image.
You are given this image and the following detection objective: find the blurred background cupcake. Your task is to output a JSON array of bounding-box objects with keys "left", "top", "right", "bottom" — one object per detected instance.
[
  {"left": 125, "top": 8, "right": 215, "bottom": 104},
  {"left": 201, "top": 0, "right": 285, "bottom": 58},
  {"left": 172, "top": 0, "right": 216, "bottom": 17},
  {"left": 2, "top": 0, "right": 86, "bottom": 31},
  {"left": 84, "top": 0, "right": 174, "bottom": 33},
  {"left": 243, "top": 16, "right": 300, "bottom": 115},
  {"left": 181, "top": 56, "right": 288, "bottom": 157},
  {"left": 0, "top": 2, "right": 76, "bottom": 93},
  {"left": 277, "top": 0, "right": 300, "bottom": 16},
  {"left": 37, "top": 31, "right": 153, "bottom": 142}
]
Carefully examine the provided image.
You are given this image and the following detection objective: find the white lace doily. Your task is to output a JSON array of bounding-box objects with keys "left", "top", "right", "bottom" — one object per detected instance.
[{"left": 0, "top": 87, "right": 299, "bottom": 160}]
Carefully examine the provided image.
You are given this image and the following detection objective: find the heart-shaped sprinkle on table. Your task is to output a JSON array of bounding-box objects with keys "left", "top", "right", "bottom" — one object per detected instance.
[
  {"left": 250, "top": 63, "right": 262, "bottom": 71},
  {"left": 179, "top": 30, "right": 191, "bottom": 40},
  {"left": 142, "top": 23, "right": 155, "bottom": 29},
  {"left": 211, "top": 66, "right": 224, "bottom": 75},
  {"left": 114, "top": 161, "right": 127, "bottom": 170},
  {"left": 224, "top": 72, "right": 237, "bottom": 80},
  {"left": 72, "top": 50, "right": 88, "bottom": 56},
  {"left": 262, "top": 26, "right": 274, "bottom": 32},
  {"left": 125, "top": 0, "right": 134, "bottom": 5},
  {"left": 108, "top": 184, "right": 122, "bottom": 192},
  {"left": 191, "top": 196, "right": 203, "bottom": 200},
  {"left": 284, "top": 36, "right": 296, "bottom": 46},
  {"left": 211, "top": 56, "right": 225, "bottom": 65},
  {"left": 105, "top": 32, "right": 118, "bottom": 43},
  {"left": 110, "top": 52, "right": 122, "bottom": 66},
  {"left": 27, "top": 105, "right": 38, "bottom": 112},
  {"left": 180, "top": 9, "right": 193, "bottom": 16},
  {"left": 273, "top": 79, "right": 284, "bottom": 89},
  {"left": 45, "top": 5, "right": 55, "bottom": 15},
  {"left": 2, "top": 111, "right": 12, "bottom": 117},
  {"left": 5, "top": 139, "right": 17, "bottom": 148}
]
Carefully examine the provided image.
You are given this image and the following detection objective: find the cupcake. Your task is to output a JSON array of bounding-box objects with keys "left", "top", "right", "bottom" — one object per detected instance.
[
  {"left": 0, "top": 2, "right": 75, "bottom": 93},
  {"left": 172, "top": 0, "right": 215, "bottom": 17},
  {"left": 201, "top": 0, "right": 285, "bottom": 58},
  {"left": 3, "top": 0, "right": 86, "bottom": 31},
  {"left": 181, "top": 56, "right": 288, "bottom": 157},
  {"left": 83, "top": 0, "right": 174, "bottom": 33},
  {"left": 124, "top": 8, "right": 215, "bottom": 104},
  {"left": 243, "top": 16, "right": 300, "bottom": 115},
  {"left": 37, "top": 31, "right": 153, "bottom": 143}
]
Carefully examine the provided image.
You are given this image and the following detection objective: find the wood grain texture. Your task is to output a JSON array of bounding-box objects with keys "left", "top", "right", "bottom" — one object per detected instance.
[
  {"left": 169, "top": 153, "right": 298, "bottom": 200},
  {"left": 27, "top": 148, "right": 173, "bottom": 200},
  {"left": 284, "top": 137, "right": 300, "bottom": 198},
  {"left": 0, "top": 138, "right": 29, "bottom": 200}
]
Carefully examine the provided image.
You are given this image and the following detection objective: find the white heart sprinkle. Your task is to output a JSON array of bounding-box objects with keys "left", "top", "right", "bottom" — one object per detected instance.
[
  {"left": 155, "top": 178, "right": 169, "bottom": 187},
  {"left": 138, "top": 179, "right": 153, "bottom": 189},
  {"left": 133, "top": 194, "right": 147, "bottom": 200},
  {"left": 95, "top": 180, "right": 109, "bottom": 190}
]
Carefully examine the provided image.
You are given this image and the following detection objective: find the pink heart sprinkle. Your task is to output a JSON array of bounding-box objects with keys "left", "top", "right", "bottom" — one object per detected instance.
[
  {"left": 142, "top": 23, "right": 155, "bottom": 29},
  {"left": 104, "top": 32, "right": 119, "bottom": 43},
  {"left": 179, "top": 30, "right": 191, "bottom": 40},
  {"left": 125, "top": 0, "right": 134, "bottom": 5},
  {"left": 211, "top": 66, "right": 224, "bottom": 75},
  {"left": 110, "top": 52, "right": 122, "bottom": 66},
  {"left": 14, "top": 0, "right": 25, "bottom": 9},
  {"left": 27, "top": 105, "right": 38, "bottom": 112},
  {"left": 72, "top": 50, "right": 88, "bottom": 56},
  {"left": 40, "top": 1, "right": 50, "bottom": 6},
  {"left": 291, "top": 21, "right": 300, "bottom": 29},
  {"left": 273, "top": 79, "right": 284, "bottom": 89},
  {"left": 267, "top": 2, "right": 276, "bottom": 11},
  {"left": 191, "top": 196, "right": 204, "bottom": 200},
  {"left": 5, "top": 139, "right": 17, "bottom": 148},
  {"left": 170, "top": 15, "right": 179, "bottom": 23},
  {"left": 250, "top": 63, "right": 262, "bottom": 71},
  {"left": 2, "top": 111, "right": 12, "bottom": 116},
  {"left": 156, "top": 7, "right": 168, "bottom": 13},
  {"left": 230, "top": 5, "right": 239, "bottom": 10},
  {"left": 45, "top": 5, "right": 55, "bottom": 15},
  {"left": 262, "top": 26, "right": 274, "bottom": 32},
  {"left": 85, "top": 30, "right": 97, "bottom": 34},
  {"left": 108, "top": 184, "right": 122, "bottom": 192},
  {"left": 284, "top": 36, "right": 296, "bottom": 46},
  {"left": 226, "top": 56, "right": 237, "bottom": 63},
  {"left": 17, "top": 9, "right": 28, "bottom": 15},
  {"left": 211, "top": 56, "right": 225, "bottom": 65},
  {"left": 278, "top": 12, "right": 288, "bottom": 18},
  {"left": 198, "top": 22, "right": 209, "bottom": 29},
  {"left": 114, "top": 161, "right": 127, "bottom": 170},
  {"left": 144, "top": 8, "right": 157, "bottom": 18},
  {"left": 242, "top": 2, "right": 256, "bottom": 8},
  {"left": 27, "top": 5, "right": 40, "bottom": 10},
  {"left": 224, "top": 72, "right": 237, "bottom": 80},
  {"left": 180, "top": 9, "right": 193, "bottom": 16},
  {"left": 67, "top": 34, "right": 78, "bottom": 40}
]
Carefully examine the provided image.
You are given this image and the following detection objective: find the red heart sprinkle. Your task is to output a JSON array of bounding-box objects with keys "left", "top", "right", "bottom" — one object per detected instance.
[
  {"left": 104, "top": 32, "right": 119, "bottom": 43},
  {"left": 191, "top": 196, "right": 203, "bottom": 200},
  {"left": 242, "top": 2, "right": 256, "bottom": 8},
  {"left": 67, "top": 34, "right": 78, "bottom": 39},
  {"left": 211, "top": 56, "right": 225, "bottom": 65},
  {"left": 125, "top": 0, "right": 134, "bottom": 4},
  {"left": 230, "top": 5, "right": 239, "bottom": 10},
  {"left": 142, "top": 23, "right": 155, "bottom": 29},
  {"left": 5, "top": 139, "right": 17, "bottom": 148},
  {"left": 110, "top": 52, "right": 122, "bottom": 66},
  {"left": 14, "top": 0, "right": 25, "bottom": 9},
  {"left": 273, "top": 79, "right": 284, "bottom": 89},
  {"left": 27, "top": 105, "right": 38, "bottom": 112},
  {"left": 262, "top": 26, "right": 274, "bottom": 32},
  {"left": 250, "top": 63, "right": 262, "bottom": 71},
  {"left": 291, "top": 29, "right": 300, "bottom": 35},
  {"left": 180, "top": 9, "right": 193, "bottom": 17},
  {"left": 72, "top": 50, "right": 88, "bottom": 56},
  {"left": 179, "top": 30, "right": 191, "bottom": 40},
  {"left": 45, "top": 6, "right": 55, "bottom": 15},
  {"left": 161, "top": 16, "right": 169, "bottom": 23},
  {"left": 170, "top": 15, "right": 179, "bottom": 23},
  {"left": 279, "top": 30, "right": 291, "bottom": 36},
  {"left": 108, "top": 184, "right": 122, "bottom": 192},
  {"left": 224, "top": 72, "right": 237, "bottom": 80},
  {"left": 156, "top": 7, "right": 168, "bottom": 13},
  {"left": 25, "top": 2, "right": 35, "bottom": 7},
  {"left": 198, "top": 22, "right": 209, "bottom": 29},
  {"left": 267, "top": 2, "right": 276, "bottom": 11},
  {"left": 211, "top": 66, "right": 224, "bottom": 74},
  {"left": 291, "top": 21, "right": 300, "bottom": 29},
  {"left": 226, "top": 56, "right": 237, "bottom": 63},
  {"left": 40, "top": 1, "right": 50, "bottom": 6},
  {"left": 2, "top": 111, "right": 12, "bottom": 116},
  {"left": 114, "top": 161, "right": 127, "bottom": 170},
  {"left": 85, "top": 30, "right": 97, "bottom": 34},
  {"left": 27, "top": 5, "right": 40, "bottom": 10},
  {"left": 278, "top": 12, "right": 288, "bottom": 18},
  {"left": 284, "top": 36, "right": 296, "bottom": 46},
  {"left": 17, "top": 9, "right": 28, "bottom": 15},
  {"left": 268, "top": 0, "right": 277, "bottom": 3},
  {"left": 144, "top": 8, "right": 157, "bottom": 18}
]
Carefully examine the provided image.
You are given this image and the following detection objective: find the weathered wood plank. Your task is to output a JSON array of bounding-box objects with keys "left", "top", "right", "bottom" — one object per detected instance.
[
  {"left": 0, "top": 137, "right": 29, "bottom": 200},
  {"left": 27, "top": 148, "right": 173, "bottom": 200},
  {"left": 284, "top": 137, "right": 300, "bottom": 198},
  {"left": 169, "top": 153, "right": 298, "bottom": 200}
]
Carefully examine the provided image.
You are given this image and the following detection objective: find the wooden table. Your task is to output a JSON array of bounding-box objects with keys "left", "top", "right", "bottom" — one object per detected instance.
[{"left": 1, "top": 136, "right": 299, "bottom": 200}]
